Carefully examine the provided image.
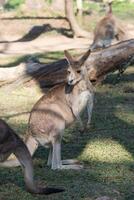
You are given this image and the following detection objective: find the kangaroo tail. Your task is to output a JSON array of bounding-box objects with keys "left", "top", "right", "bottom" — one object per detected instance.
[
  {"left": 34, "top": 187, "right": 65, "bottom": 195},
  {"left": 0, "top": 135, "right": 38, "bottom": 168},
  {"left": 12, "top": 140, "right": 64, "bottom": 194}
]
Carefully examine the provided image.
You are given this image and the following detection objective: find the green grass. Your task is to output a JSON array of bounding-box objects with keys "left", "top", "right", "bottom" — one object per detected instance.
[
  {"left": 0, "top": 0, "right": 134, "bottom": 198},
  {"left": 0, "top": 48, "right": 134, "bottom": 200},
  {"left": 0, "top": 51, "right": 64, "bottom": 68},
  {"left": 88, "top": 1, "right": 134, "bottom": 17},
  {"left": 83, "top": 1, "right": 134, "bottom": 25},
  {"left": 112, "top": 2, "right": 134, "bottom": 20},
  {"left": 4, "top": 0, "right": 24, "bottom": 10},
  {"left": 75, "top": 1, "right": 134, "bottom": 32}
]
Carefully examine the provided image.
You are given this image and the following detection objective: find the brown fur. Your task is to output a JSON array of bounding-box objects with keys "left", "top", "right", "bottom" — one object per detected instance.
[
  {"left": 28, "top": 49, "right": 94, "bottom": 170},
  {"left": 0, "top": 119, "right": 64, "bottom": 194},
  {"left": 1, "top": 49, "right": 94, "bottom": 170},
  {"left": 90, "top": 2, "right": 125, "bottom": 50}
]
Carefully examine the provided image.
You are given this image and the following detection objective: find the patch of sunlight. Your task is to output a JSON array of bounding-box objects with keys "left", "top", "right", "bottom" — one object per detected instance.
[
  {"left": 125, "top": 66, "right": 134, "bottom": 74},
  {"left": 115, "top": 110, "right": 134, "bottom": 126},
  {"left": 80, "top": 138, "right": 134, "bottom": 163},
  {"left": 0, "top": 85, "right": 42, "bottom": 126}
]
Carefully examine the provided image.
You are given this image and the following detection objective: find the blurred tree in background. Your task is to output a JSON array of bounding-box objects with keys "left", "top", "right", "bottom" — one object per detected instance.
[
  {"left": 65, "top": 0, "right": 89, "bottom": 37},
  {"left": 51, "top": 0, "right": 65, "bottom": 11},
  {"left": 4, "top": 0, "right": 24, "bottom": 9},
  {"left": 25, "top": 0, "right": 45, "bottom": 9},
  {"left": 0, "top": 0, "right": 6, "bottom": 7},
  {"left": 3, "top": 0, "right": 134, "bottom": 11}
]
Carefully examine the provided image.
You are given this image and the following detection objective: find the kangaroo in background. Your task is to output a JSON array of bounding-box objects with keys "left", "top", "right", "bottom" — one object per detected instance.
[
  {"left": 90, "top": 1, "right": 125, "bottom": 50},
  {"left": 0, "top": 49, "right": 94, "bottom": 170},
  {"left": 0, "top": 119, "right": 64, "bottom": 194}
]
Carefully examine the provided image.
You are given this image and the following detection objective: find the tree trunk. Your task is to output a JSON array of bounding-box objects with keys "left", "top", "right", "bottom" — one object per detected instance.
[
  {"left": 76, "top": 0, "right": 83, "bottom": 16},
  {"left": 25, "top": 0, "right": 45, "bottom": 10},
  {"left": 0, "top": 0, "right": 6, "bottom": 6},
  {"left": 65, "top": 0, "right": 89, "bottom": 38},
  {"left": 0, "top": 39, "right": 134, "bottom": 88},
  {"left": 51, "top": 0, "right": 65, "bottom": 11}
]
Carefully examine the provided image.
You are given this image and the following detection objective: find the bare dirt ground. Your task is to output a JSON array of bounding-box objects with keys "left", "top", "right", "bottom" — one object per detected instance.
[
  {"left": 0, "top": 7, "right": 134, "bottom": 200},
  {"left": 0, "top": 35, "right": 91, "bottom": 55},
  {"left": 0, "top": 14, "right": 91, "bottom": 56},
  {"left": 0, "top": 12, "right": 133, "bottom": 58}
]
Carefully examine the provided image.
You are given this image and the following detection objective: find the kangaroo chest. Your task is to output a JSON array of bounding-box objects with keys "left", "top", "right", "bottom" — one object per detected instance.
[
  {"left": 66, "top": 86, "right": 92, "bottom": 122},
  {"left": 73, "top": 90, "right": 90, "bottom": 110}
]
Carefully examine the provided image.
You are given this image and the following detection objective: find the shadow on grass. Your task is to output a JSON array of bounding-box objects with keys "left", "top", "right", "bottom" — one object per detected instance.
[
  {"left": 0, "top": 16, "right": 66, "bottom": 20},
  {"left": 0, "top": 51, "right": 64, "bottom": 68},
  {"left": 62, "top": 91, "right": 134, "bottom": 157},
  {"left": 0, "top": 22, "right": 72, "bottom": 45},
  {"left": 0, "top": 55, "right": 30, "bottom": 68},
  {"left": 103, "top": 73, "right": 134, "bottom": 85},
  {"left": 0, "top": 63, "right": 134, "bottom": 199},
  {"left": 0, "top": 86, "right": 133, "bottom": 199}
]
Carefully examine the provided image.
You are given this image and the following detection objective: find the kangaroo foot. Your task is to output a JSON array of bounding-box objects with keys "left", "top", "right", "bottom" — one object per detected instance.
[
  {"left": 62, "top": 159, "right": 81, "bottom": 165},
  {"left": 60, "top": 164, "right": 83, "bottom": 170}
]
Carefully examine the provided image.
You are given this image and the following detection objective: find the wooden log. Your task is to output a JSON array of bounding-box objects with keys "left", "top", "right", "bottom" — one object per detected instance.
[{"left": 0, "top": 39, "right": 134, "bottom": 88}]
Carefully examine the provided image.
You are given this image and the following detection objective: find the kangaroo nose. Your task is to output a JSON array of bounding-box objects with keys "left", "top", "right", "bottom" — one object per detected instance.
[{"left": 68, "top": 80, "right": 73, "bottom": 85}]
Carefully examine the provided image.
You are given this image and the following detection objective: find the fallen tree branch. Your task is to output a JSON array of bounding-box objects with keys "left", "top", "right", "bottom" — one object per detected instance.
[{"left": 0, "top": 39, "right": 134, "bottom": 88}]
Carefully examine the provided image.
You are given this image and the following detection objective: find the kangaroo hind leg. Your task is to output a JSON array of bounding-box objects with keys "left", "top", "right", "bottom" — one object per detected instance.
[
  {"left": 47, "top": 147, "right": 52, "bottom": 166},
  {"left": 51, "top": 135, "right": 83, "bottom": 170},
  {"left": 51, "top": 140, "right": 62, "bottom": 170}
]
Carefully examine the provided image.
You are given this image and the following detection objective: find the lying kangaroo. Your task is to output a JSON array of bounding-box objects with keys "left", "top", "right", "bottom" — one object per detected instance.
[
  {"left": 0, "top": 49, "right": 94, "bottom": 170},
  {"left": 90, "top": 1, "right": 125, "bottom": 50},
  {"left": 0, "top": 119, "right": 64, "bottom": 194}
]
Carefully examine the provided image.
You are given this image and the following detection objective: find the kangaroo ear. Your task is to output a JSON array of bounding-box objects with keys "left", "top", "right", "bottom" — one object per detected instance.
[
  {"left": 64, "top": 50, "right": 74, "bottom": 66},
  {"left": 79, "top": 49, "right": 91, "bottom": 67}
]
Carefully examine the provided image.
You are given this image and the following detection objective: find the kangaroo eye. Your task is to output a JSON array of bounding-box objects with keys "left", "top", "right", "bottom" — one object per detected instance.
[
  {"left": 67, "top": 70, "right": 71, "bottom": 74},
  {"left": 77, "top": 70, "right": 81, "bottom": 74}
]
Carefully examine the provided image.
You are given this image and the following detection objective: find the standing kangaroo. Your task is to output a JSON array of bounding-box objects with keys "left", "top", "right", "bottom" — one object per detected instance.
[
  {"left": 90, "top": 1, "right": 125, "bottom": 50},
  {"left": 0, "top": 49, "right": 94, "bottom": 170},
  {"left": 0, "top": 119, "right": 64, "bottom": 194}
]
